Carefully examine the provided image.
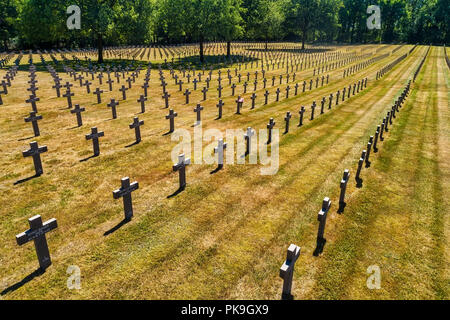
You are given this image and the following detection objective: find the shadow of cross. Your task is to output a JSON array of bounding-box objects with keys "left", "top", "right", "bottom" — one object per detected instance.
[
  {"left": 313, "top": 197, "right": 332, "bottom": 257},
  {"left": 22, "top": 141, "right": 47, "bottom": 176},
  {"left": 113, "top": 177, "right": 139, "bottom": 221},
  {"left": 279, "top": 244, "right": 301, "bottom": 300},
  {"left": 16, "top": 215, "right": 57, "bottom": 271}
]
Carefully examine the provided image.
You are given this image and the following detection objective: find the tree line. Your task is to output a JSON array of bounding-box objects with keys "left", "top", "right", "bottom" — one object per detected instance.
[{"left": 1, "top": 0, "right": 448, "bottom": 62}]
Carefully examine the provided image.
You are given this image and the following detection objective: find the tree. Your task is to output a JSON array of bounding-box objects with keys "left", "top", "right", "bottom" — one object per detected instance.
[
  {"left": 380, "top": 0, "right": 406, "bottom": 43},
  {"left": 184, "top": 0, "right": 219, "bottom": 62},
  {"left": 114, "top": 0, "right": 155, "bottom": 45},
  {"left": 248, "top": 0, "right": 286, "bottom": 49},
  {"left": 217, "top": 0, "right": 243, "bottom": 57},
  {"left": 17, "top": 0, "right": 67, "bottom": 49},
  {"left": 285, "top": 0, "right": 338, "bottom": 49},
  {"left": 78, "top": 0, "right": 118, "bottom": 63},
  {"left": 155, "top": 0, "right": 187, "bottom": 43},
  {"left": 0, "top": 0, "right": 18, "bottom": 50}
]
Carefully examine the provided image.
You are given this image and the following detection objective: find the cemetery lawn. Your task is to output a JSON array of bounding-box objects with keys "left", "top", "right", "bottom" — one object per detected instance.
[{"left": 0, "top": 45, "right": 448, "bottom": 299}]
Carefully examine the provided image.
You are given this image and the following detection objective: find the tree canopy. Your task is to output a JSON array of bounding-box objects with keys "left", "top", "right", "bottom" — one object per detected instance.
[{"left": 2, "top": 0, "right": 448, "bottom": 58}]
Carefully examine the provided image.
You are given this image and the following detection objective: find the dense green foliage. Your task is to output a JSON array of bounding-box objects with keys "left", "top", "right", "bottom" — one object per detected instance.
[{"left": 0, "top": 0, "right": 448, "bottom": 53}]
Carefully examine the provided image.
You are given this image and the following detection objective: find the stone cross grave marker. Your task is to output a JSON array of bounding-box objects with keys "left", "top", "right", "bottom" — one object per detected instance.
[
  {"left": 16, "top": 215, "right": 57, "bottom": 270},
  {"left": 338, "top": 170, "right": 350, "bottom": 213},
  {"left": 22, "top": 141, "right": 47, "bottom": 176},
  {"left": 298, "top": 106, "right": 305, "bottom": 127},
  {"left": 216, "top": 100, "right": 224, "bottom": 119},
  {"left": 365, "top": 136, "right": 373, "bottom": 168},
  {"left": 284, "top": 112, "right": 292, "bottom": 134},
  {"left": 129, "top": 117, "right": 144, "bottom": 144},
  {"left": 63, "top": 90, "right": 74, "bottom": 109},
  {"left": 236, "top": 96, "right": 244, "bottom": 114},
  {"left": 24, "top": 111, "right": 42, "bottom": 136},
  {"left": 113, "top": 177, "right": 139, "bottom": 220},
  {"left": 107, "top": 99, "right": 119, "bottom": 119},
  {"left": 310, "top": 101, "right": 316, "bottom": 120},
  {"left": 93, "top": 88, "right": 104, "bottom": 104},
  {"left": 313, "top": 197, "right": 332, "bottom": 256},
  {"left": 244, "top": 127, "right": 255, "bottom": 156},
  {"left": 165, "top": 109, "right": 178, "bottom": 133},
  {"left": 279, "top": 244, "right": 301, "bottom": 300},
  {"left": 202, "top": 87, "right": 208, "bottom": 100},
  {"left": 119, "top": 85, "right": 128, "bottom": 100},
  {"left": 162, "top": 91, "right": 170, "bottom": 108},
  {"left": 184, "top": 89, "right": 191, "bottom": 104},
  {"left": 85, "top": 127, "right": 104, "bottom": 157},
  {"left": 355, "top": 150, "right": 367, "bottom": 187},
  {"left": 26, "top": 95, "right": 40, "bottom": 112},
  {"left": 193, "top": 104, "right": 203, "bottom": 125},
  {"left": 137, "top": 95, "right": 147, "bottom": 113},
  {"left": 173, "top": 154, "right": 190, "bottom": 190},
  {"left": 373, "top": 126, "right": 380, "bottom": 153},
  {"left": 267, "top": 118, "right": 276, "bottom": 144},
  {"left": 70, "top": 104, "right": 85, "bottom": 127},
  {"left": 214, "top": 139, "right": 227, "bottom": 170}
]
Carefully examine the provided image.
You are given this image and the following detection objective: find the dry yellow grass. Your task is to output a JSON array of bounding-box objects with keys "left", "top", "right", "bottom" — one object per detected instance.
[{"left": 0, "top": 43, "right": 447, "bottom": 300}]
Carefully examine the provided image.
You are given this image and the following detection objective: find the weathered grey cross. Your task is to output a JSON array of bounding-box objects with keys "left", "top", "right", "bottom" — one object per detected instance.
[
  {"left": 113, "top": 177, "right": 139, "bottom": 220},
  {"left": 85, "top": 127, "right": 104, "bottom": 157},
  {"left": 107, "top": 99, "right": 119, "bottom": 119},
  {"left": 166, "top": 109, "right": 178, "bottom": 133},
  {"left": 241, "top": 127, "right": 254, "bottom": 158},
  {"left": 193, "top": 104, "right": 204, "bottom": 125},
  {"left": 63, "top": 90, "right": 74, "bottom": 109},
  {"left": 279, "top": 244, "right": 301, "bottom": 300},
  {"left": 22, "top": 141, "right": 47, "bottom": 176},
  {"left": 173, "top": 154, "right": 190, "bottom": 190},
  {"left": 267, "top": 118, "right": 276, "bottom": 144},
  {"left": 313, "top": 197, "right": 332, "bottom": 256},
  {"left": 284, "top": 111, "right": 292, "bottom": 134},
  {"left": 214, "top": 139, "right": 227, "bottom": 170},
  {"left": 93, "top": 88, "right": 103, "bottom": 104},
  {"left": 298, "top": 106, "right": 305, "bottom": 127},
  {"left": 128, "top": 117, "right": 144, "bottom": 144},
  {"left": 16, "top": 215, "right": 57, "bottom": 270},
  {"left": 26, "top": 95, "right": 40, "bottom": 112},
  {"left": 24, "top": 111, "right": 43, "bottom": 136},
  {"left": 338, "top": 169, "right": 350, "bottom": 213},
  {"left": 310, "top": 101, "right": 316, "bottom": 120},
  {"left": 70, "top": 104, "right": 85, "bottom": 127}
]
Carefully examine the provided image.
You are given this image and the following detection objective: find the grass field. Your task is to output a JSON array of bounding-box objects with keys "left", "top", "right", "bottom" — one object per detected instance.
[{"left": 0, "top": 43, "right": 448, "bottom": 299}]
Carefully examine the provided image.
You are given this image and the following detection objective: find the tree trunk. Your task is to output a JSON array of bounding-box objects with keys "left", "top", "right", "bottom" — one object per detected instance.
[
  {"left": 199, "top": 40, "right": 204, "bottom": 63},
  {"left": 265, "top": 40, "right": 268, "bottom": 51},
  {"left": 98, "top": 33, "right": 104, "bottom": 64},
  {"left": 227, "top": 41, "right": 231, "bottom": 58},
  {"left": 301, "top": 30, "right": 306, "bottom": 50}
]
